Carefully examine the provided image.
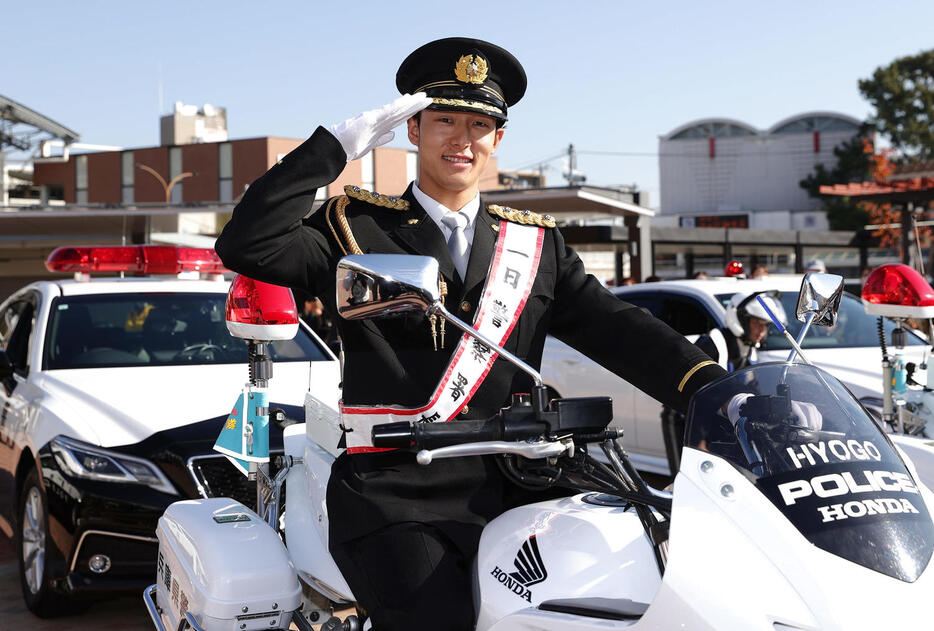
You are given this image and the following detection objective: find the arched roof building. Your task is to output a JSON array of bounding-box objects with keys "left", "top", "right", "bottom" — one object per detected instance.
[{"left": 659, "top": 112, "right": 861, "bottom": 226}]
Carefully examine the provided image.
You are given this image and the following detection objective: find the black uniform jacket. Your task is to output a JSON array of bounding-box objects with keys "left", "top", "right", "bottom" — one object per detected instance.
[
  {"left": 215, "top": 127, "right": 726, "bottom": 544},
  {"left": 216, "top": 127, "right": 723, "bottom": 416}
]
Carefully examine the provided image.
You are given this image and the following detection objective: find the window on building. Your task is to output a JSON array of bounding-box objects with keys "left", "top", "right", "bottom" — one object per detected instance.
[
  {"left": 169, "top": 147, "right": 183, "bottom": 204},
  {"left": 772, "top": 116, "right": 860, "bottom": 135},
  {"left": 670, "top": 122, "right": 756, "bottom": 140},
  {"left": 121, "top": 151, "right": 134, "bottom": 204},
  {"left": 75, "top": 155, "right": 88, "bottom": 204},
  {"left": 219, "top": 142, "right": 233, "bottom": 202}
]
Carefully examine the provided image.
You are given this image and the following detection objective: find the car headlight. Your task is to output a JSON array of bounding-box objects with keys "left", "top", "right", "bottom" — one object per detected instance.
[{"left": 50, "top": 435, "right": 178, "bottom": 495}]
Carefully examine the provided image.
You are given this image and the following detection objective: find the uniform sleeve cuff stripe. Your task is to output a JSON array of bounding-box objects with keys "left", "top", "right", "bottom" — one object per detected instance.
[{"left": 677, "top": 360, "right": 718, "bottom": 393}]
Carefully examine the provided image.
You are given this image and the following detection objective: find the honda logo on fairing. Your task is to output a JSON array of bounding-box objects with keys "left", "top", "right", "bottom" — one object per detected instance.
[{"left": 490, "top": 535, "right": 548, "bottom": 602}]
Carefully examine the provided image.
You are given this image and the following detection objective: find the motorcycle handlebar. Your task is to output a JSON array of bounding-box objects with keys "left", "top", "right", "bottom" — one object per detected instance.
[{"left": 372, "top": 417, "right": 548, "bottom": 451}]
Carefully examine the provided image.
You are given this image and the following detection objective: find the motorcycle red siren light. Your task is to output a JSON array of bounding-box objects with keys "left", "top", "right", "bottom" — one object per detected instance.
[
  {"left": 862, "top": 263, "right": 934, "bottom": 318},
  {"left": 862, "top": 264, "right": 934, "bottom": 307},
  {"left": 45, "top": 245, "right": 226, "bottom": 275},
  {"left": 225, "top": 275, "right": 299, "bottom": 341},
  {"left": 724, "top": 260, "right": 745, "bottom": 277}
]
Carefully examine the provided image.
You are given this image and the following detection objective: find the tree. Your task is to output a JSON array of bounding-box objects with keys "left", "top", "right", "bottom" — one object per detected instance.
[
  {"left": 799, "top": 133, "right": 873, "bottom": 230},
  {"left": 859, "top": 49, "right": 934, "bottom": 161}
]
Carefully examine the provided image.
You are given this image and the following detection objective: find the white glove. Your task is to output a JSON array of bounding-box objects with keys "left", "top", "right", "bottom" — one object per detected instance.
[
  {"left": 327, "top": 92, "right": 432, "bottom": 162},
  {"left": 726, "top": 393, "right": 823, "bottom": 431}
]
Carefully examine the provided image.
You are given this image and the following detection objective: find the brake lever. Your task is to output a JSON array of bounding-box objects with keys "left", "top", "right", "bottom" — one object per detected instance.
[{"left": 415, "top": 439, "right": 572, "bottom": 465}]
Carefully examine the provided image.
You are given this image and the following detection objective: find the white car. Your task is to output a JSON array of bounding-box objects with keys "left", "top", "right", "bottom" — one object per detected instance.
[
  {"left": 542, "top": 276, "right": 928, "bottom": 475},
  {"left": 0, "top": 246, "right": 340, "bottom": 616}
]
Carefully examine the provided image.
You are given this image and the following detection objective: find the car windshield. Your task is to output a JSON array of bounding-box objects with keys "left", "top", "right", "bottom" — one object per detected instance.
[
  {"left": 714, "top": 290, "right": 926, "bottom": 350},
  {"left": 43, "top": 293, "right": 330, "bottom": 369},
  {"left": 686, "top": 363, "right": 933, "bottom": 582}
]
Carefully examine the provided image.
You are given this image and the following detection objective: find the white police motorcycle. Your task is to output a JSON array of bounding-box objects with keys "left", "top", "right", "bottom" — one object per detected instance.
[{"left": 145, "top": 259, "right": 934, "bottom": 630}]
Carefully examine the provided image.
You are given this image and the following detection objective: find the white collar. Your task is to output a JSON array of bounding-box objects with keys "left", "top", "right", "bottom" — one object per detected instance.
[{"left": 412, "top": 182, "right": 481, "bottom": 234}]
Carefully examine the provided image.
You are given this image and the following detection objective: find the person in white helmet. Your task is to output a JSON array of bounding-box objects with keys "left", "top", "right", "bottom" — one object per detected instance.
[
  {"left": 804, "top": 259, "right": 827, "bottom": 274},
  {"left": 696, "top": 290, "right": 787, "bottom": 371}
]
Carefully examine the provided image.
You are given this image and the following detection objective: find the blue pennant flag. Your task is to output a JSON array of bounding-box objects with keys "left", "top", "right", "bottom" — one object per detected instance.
[{"left": 213, "top": 387, "right": 270, "bottom": 477}]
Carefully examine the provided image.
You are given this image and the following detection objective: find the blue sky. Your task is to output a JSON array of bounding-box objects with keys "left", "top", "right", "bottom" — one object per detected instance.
[{"left": 5, "top": 1, "right": 934, "bottom": 207}]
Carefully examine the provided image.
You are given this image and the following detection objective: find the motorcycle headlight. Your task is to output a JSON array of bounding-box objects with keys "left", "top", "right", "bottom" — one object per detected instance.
[{"left": 50, "top": 435, "right": 178, "bottom": 495}]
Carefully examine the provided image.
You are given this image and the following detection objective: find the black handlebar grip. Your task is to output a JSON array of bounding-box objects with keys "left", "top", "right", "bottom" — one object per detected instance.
[
  {"left": 372, "top": 417, "right": 550, "bottom": 451},
  {"left": 413, "top": 419, "right": 500, "bottom": 450},
  {"left": 371, "top": 421, "right": 416, "bottom": 448}
]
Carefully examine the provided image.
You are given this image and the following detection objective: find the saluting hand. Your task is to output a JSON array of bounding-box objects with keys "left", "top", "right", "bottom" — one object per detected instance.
[{"left": 328, "top": 93, "right": 432, "bottom": 163}]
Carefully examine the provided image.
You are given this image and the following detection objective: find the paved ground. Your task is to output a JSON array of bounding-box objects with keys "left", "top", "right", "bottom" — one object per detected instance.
[{"left": 0, "top": 535, "right": 153, "bottom": 631}]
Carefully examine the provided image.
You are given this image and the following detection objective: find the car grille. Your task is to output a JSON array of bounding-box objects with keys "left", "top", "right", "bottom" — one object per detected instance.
[{"left": 187, "top": 453, "right": 286, "bottom": 508}]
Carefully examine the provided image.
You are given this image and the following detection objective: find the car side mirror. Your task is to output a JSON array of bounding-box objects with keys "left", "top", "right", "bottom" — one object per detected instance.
[
  {"left": 0, "top": 350, "right": 13, "bottom": 380},
  {"left": 796, "top": 272, "right": 845, "bottom": 327},
  {"left": 336, "top": 255, "right": 441, "bottom": 320}
]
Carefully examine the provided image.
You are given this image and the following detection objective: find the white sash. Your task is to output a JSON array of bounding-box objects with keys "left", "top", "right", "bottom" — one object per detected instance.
[{"left": 340, "top": 220, "right": 545, "bottom": 453}]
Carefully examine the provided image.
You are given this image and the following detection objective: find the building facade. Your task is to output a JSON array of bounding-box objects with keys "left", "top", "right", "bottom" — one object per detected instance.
[
  {"left": 32, "top": 137, "right": 502, "bottom": 207},
  {"left": 659, "top": 112, "right": 862, "bottom": 230}
]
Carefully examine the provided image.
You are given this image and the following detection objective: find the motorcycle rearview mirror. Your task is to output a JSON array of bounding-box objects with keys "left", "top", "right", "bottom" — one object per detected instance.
[
  {"left": 778, "top": 272, "right": 845, "bottom": 365},
  {"left": 336, "top": 254, "right": 441, "bottom": 320},
  {"left": 796, "top": 272, "right": 845, "bottom": 327},
  {"left": 336, "top": 254, "right": 550, "bottom": 409}
]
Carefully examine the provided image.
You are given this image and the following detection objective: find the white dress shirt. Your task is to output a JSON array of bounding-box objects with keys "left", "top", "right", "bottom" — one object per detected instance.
[{"left": 412, "top": 182, "right": 481, "bottom": 265}]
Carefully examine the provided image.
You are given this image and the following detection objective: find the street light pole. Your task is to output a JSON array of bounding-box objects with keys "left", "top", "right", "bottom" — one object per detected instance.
[{"left": 136, "top": 162, "right": 194, "bottom": 203}]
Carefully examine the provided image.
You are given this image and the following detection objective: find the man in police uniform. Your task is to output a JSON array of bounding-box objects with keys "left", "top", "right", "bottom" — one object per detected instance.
[{"left": 216, "top": 37, "right": 725, "bottom": 630}]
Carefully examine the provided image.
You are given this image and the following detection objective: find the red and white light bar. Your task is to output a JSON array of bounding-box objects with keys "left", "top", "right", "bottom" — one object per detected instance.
[
  {"left": 862, "top": 263, "right": 934, "bottom": 319},
  {"left": 45, "top": 245, "right": 227, "bottom": 275},
  {"left": 225, "top": 275, "right": 299, "bottom": 341}
]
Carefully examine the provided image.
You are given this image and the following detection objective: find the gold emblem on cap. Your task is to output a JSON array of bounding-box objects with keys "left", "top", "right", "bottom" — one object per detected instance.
[{"left": 455, "top": 54, "right": 489, "bottom": 85}]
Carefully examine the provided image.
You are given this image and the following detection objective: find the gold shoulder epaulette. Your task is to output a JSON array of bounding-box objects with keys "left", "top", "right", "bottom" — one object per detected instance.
[
  {"left": 344, "top": 185, "right": 410, "bottom": 211},
  {"left": 486, "top": 204, "right": 556, "bottom": 228}
]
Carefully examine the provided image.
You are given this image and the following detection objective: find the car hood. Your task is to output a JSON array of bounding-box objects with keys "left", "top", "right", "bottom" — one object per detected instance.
[
  {"left": 758, "top": 346, "right": 928, "bottom": 399},
  {"left": 33, "top": 361, "right": 340, "bottom": 448}
]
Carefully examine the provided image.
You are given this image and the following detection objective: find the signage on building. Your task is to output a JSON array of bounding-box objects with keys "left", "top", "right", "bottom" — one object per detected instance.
[{"left": 680, "top": 214, "right": 749, "bottom": 228}]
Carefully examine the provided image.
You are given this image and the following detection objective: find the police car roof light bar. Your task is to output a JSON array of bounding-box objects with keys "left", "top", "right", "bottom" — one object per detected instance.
[{"left": 45, "top": 245, "right": 226, "bottom": 276}]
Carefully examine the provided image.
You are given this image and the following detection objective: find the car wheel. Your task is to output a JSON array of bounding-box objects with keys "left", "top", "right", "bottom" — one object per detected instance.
[{"left": 17, "top": 468, "right": 72, "bottom": 617}]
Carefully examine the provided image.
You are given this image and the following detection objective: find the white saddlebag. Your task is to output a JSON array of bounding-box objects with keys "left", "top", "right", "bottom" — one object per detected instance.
[{"left": 155, "top": 498, "right": 301, "bottom": 631}]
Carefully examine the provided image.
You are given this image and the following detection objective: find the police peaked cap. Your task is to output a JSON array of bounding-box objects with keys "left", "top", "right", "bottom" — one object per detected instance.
[{"left": 396, "top": 37, "right": 526, "bottom": 122}]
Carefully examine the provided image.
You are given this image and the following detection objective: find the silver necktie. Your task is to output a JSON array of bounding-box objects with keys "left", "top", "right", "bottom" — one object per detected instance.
[{"left": 440, "top": 211, "right": 470, "bottom": 278}]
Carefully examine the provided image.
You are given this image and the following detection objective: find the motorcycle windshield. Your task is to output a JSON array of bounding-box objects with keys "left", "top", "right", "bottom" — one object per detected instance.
[{"left": 685, "top": 363, "right": 933, "bottom": 582}]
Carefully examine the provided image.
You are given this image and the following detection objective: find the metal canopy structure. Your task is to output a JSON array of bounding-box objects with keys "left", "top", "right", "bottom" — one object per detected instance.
[
  {"left": 483, "top": 185, "right": 654, "bottom": 281},
  {"left": 820, "top": 178, "right": 934, "bottom": 265},
  {"left": 819, "top": 179, "right": 934, "bottom": 203},
  {"left": 483, "top": 184, "right": 653, "bottom": 218},
  {"left": 0, "top": 93, "right": 79, "bottom": 152}
]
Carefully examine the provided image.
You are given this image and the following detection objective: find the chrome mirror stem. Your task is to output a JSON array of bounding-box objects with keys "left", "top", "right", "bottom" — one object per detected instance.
[{"left": 429, "top": 302, "right": 544, "bottom": 388}]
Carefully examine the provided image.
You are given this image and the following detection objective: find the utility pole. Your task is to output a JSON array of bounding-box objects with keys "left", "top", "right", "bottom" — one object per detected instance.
[
  {"left": 565, "top": 143, "right": 576, "bottom": 185},
  {"left": 564, "top": 143, "right": 585, "bottom": 185},
  {"left": 901, "top": 202, "right": 916, "bottom": 267}
]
